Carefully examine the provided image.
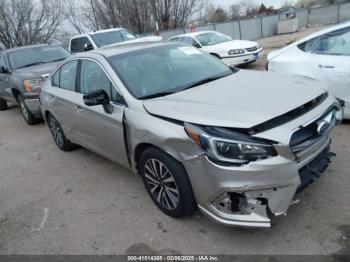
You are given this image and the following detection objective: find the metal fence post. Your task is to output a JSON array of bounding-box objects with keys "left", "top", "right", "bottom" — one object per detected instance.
[
  {"left": 260, "top": 16, "right": 263, "bottom": 38},
  {"left": 238, "top": 20, "right": 242, "bottom": 40},
  {"left": 337, "top": 4, "right": 340, "bottom": 23}
]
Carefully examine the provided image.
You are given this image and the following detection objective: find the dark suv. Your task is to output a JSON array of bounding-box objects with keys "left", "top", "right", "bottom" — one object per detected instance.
[{"left": 0, "top": 44, "right": 70, "bottom": 124}]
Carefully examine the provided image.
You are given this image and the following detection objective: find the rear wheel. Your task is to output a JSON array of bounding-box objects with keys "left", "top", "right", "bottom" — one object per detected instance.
[
  {"left": 18, "top": 95, "right": 37, "bottom": 125},
  {"left": 47, "top": 113, "right": 75, "bottom": 152},
  {"left": 0, "top": 98, "right": 8, "bottom": 111},
  {"left": 140, "top": 147, "right": 196, "bottom": 218}
]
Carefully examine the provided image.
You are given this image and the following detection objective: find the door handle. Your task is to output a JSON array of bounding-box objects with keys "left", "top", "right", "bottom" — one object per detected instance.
[
  {"left": 75, "top": 105, "right": 84, "bottom": 112},
  {"left": 318, "top": 65, "right": 335, "bottom": 69}
]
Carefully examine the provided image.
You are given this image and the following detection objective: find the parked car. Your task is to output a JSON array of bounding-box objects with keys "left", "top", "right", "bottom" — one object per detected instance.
[
  {"left": 0, "top": 44, "right": 71, "bottom": 124},
  {"left": 40, "top": 42, "right": 342, "bottom": 227},
  {"left": 267, "top": 21, "right": 350, "bottom": 119},
  {"left": 69, "top": 28, "right": 162, "bottom": 53},
  {"left": 169, "top": 31, "right": 263, "bottom": 66}
]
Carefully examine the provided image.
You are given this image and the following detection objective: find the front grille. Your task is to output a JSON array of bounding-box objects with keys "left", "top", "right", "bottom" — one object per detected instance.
[
  {"left": 290, "top": 106, "right": 337, "bottom": 154},
  {"left": 297, "top": 145, "right": 334, "bottom": 192},
  {"left": 245, "top": 46, "right": 258, "bottom": 52},
  {"left": 249, "top": 92, "right": 328, "bottom": 134}
]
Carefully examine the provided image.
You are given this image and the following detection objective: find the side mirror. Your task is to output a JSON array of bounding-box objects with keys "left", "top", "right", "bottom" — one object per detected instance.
[
  {"left": 193, "top": 43, "right": 201, "bottom": 48},
  {"left": 83, "top": 43, "right": 94, "bottom": 52},
  {"left": 83, "top": 89, "right": 114, "bottom": 114},
  {"left": 0, "top": 66, "right": 10, "bottom": 74}
]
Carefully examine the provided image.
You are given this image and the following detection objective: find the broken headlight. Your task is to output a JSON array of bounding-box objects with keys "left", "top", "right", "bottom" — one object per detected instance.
[{"left": 184, "top": 123, "right": 277, "bottom": 165}]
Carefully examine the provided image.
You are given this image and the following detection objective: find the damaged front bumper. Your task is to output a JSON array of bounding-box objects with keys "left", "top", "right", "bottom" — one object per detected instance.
[{"left": 183, "top": 134, "right": 333, "bottom": 228}]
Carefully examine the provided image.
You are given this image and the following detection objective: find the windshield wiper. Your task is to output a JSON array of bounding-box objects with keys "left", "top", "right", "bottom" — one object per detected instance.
[
  {"left": 16, "top": 61, "right": 45, "bottom": 69},
  {"left": 180, "top": 73, "right": 232, "bottom": 91},
  {"left": 49, "top": 58, "right": 66, "bottom": 63},
  {"left": 139, "top": 91, "right": 177, "bottom": 100}
]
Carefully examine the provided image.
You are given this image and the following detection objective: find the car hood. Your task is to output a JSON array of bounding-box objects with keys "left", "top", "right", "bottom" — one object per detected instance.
[
  {"left": 203, "top": 40, "right": 257, "bottom": 53},
  {"left": 13, "top": 61, "right": 61, "bottom": 79},
  {"left": 143, "top": 70, "right": 325, "bottom": 129}
]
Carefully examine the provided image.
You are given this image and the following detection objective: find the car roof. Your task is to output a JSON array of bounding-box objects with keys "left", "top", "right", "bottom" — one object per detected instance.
[
  {"left": 70, "top": 28, "right": 126, "bottom": 39},
  {"left": 2, "top": 44, "right": 59, "bottom": 54},
  {"left": 74, "top": 42, "right": 182, "bottom": 58},
  {"left": 169, "top": 31, "right": 218, "bottom": 40}
]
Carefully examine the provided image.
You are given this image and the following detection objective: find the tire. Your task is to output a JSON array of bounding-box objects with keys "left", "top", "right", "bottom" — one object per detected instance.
[
  {"left": 140, "top": 147, "right": 197, "bottom": 218},
  {"left": 47, "top": 113, "right": 75, "bottom": 152},
  {"left": 18, "top": 95, "right": 38, "bottom": 125},
  {"left": 0, "top": 98, "right": 8, "bottom": 111}
]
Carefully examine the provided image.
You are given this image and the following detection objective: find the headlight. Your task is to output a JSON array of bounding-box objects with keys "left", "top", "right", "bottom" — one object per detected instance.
[
  {"left": 228, "top": 49, "right": 245, "bottom": 56},
  {"left": 184, "top": 123, "right": 277, "bottom": 165},
  {"left": 24, "top": 78, "right": 42, "bottom": 92}
]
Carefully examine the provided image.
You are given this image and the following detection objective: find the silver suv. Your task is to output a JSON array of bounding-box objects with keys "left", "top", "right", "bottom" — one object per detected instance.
[{"left": 40, "top": 42, "right": 343, "bottom": 227}]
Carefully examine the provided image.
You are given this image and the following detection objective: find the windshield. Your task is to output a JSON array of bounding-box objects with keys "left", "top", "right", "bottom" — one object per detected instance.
[
  {"left": 9, "top": 46, "right": 70, "bottom": 70},
  {"left": 108, "top": 44, "right": 233, "bottom": 99},
  {"left": 196, "top": 32, "right": 231, "bottom": 46},
  {"left": 90, "top": 30, "right": 137, "bottom": 47}
]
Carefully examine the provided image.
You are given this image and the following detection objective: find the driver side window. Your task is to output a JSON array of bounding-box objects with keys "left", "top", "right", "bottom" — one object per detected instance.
[{"left": 80, "top": 60, "right": 124, "bottom": 104}]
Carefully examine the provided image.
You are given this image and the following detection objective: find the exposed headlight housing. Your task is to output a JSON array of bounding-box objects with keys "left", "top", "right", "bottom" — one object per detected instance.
[
  {"left": 23, "top": 78, "right": 42, "bottom": 92},
  {"left": 184, "top": 123, "right": 277, "bottom": 165},
  {"left": 228, "top": 49, "right": 245, "bottom": 56}
]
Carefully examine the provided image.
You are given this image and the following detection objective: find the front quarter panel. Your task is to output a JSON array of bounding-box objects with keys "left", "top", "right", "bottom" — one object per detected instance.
[{"left": 125, "top": 107, "right": 203, "bottom": 174}]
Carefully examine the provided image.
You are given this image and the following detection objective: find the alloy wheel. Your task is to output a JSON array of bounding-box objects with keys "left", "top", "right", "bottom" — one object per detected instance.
[
  {"left": 144, "top": 159, "right": 179, "bottom": 210},
  {"left": 20, "top": 101, "right": 29, "bottom": 121},
  {"left": 49, "top": 116, "right": 64, "bottom": 148}
]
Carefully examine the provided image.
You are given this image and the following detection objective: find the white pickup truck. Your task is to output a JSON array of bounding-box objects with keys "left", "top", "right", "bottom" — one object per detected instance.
[{"left": 69, "top": 28, "right": 162, "bottom": 53}]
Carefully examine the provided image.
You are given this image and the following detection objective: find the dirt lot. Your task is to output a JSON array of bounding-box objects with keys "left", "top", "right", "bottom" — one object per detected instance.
[{"left": 0, "top": 26, "right": 349, "bottom": 255}]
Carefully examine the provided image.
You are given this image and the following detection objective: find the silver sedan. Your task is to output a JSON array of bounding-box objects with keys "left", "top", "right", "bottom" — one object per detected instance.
[{"left": 40, "top": 42, "right": 343, "bottom": 227}]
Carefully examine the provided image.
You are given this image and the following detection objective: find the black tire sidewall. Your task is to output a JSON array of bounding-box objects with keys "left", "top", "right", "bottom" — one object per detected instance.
[
  {"left": 0, "top": 98, "right": 7, "bottom": 111},
  {"left": 18, "top": 95, "right": 37, "bottom": 125},
  {"left": 140, "top": 147, "right": 196, "bottom": 218}
]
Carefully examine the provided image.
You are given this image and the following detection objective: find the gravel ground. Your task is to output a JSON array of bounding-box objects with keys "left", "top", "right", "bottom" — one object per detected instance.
[{"left": 0, "top": 26, "right": 349, "bottom": 255}]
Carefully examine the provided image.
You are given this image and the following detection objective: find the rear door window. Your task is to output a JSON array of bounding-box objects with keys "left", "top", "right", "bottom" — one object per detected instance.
[
  {"left": 59, "top": 60, "right": 78, "bottom": 92},
  {"left": 52, "top": 69, "right": 60, "bottom": 87},
  {"left": 70, "top": 38, "right": 81, "bottom": 53}
]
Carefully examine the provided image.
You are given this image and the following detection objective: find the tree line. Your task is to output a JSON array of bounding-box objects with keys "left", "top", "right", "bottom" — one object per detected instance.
[{"left": 0, "top": 0, "right": 349, "bottom": 49}]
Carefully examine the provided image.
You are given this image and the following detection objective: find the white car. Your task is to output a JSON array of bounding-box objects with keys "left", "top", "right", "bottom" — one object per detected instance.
[
  {"left": 169, "top": 31, "right": 263, "bottom": 66},
  {"left": 69, "top": 28, "right": 162, "bottom": 53},
  {"left": 267, "top": 21, "right": 350, "bottom": 119}
]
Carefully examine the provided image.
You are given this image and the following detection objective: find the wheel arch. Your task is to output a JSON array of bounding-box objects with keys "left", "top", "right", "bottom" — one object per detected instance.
[
  {"left": 11, "top": 88, "right": 21, "bottom": 102},
  {"left": 209, "top": 53, "right": 221, "bottom": 59}
]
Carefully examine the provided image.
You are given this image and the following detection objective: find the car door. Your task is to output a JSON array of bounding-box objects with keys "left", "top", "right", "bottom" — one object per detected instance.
[
  {"left": 0, "top": 53, "right": 15, "bottom": 103},
  {"left": 46, "top": 60, "right": 82, "bottom": 144},
  {"left": 307, "top": 27, "right": 350, "bottom": 106},
  {"left": 75, "top": 58, "right": 129, "bottom": 166}
]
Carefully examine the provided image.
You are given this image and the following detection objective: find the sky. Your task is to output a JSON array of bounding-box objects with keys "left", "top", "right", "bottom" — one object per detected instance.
[{"left": 211, "top": 0, "right": 298, "bottom": 9}]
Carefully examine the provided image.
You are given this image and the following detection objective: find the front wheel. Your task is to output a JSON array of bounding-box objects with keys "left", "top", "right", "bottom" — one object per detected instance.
[
  {"left": 140, "top": 147, "right": 196, "bottom": 218},
  {"left": 0, "top": 98, "right": 8, "bottom": 111},
  {"left": 47, "top": 113, "right": 75, "bottom": 152},
  {"left": 18, "top": 95, "right": 38, "bottom": 125}
]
